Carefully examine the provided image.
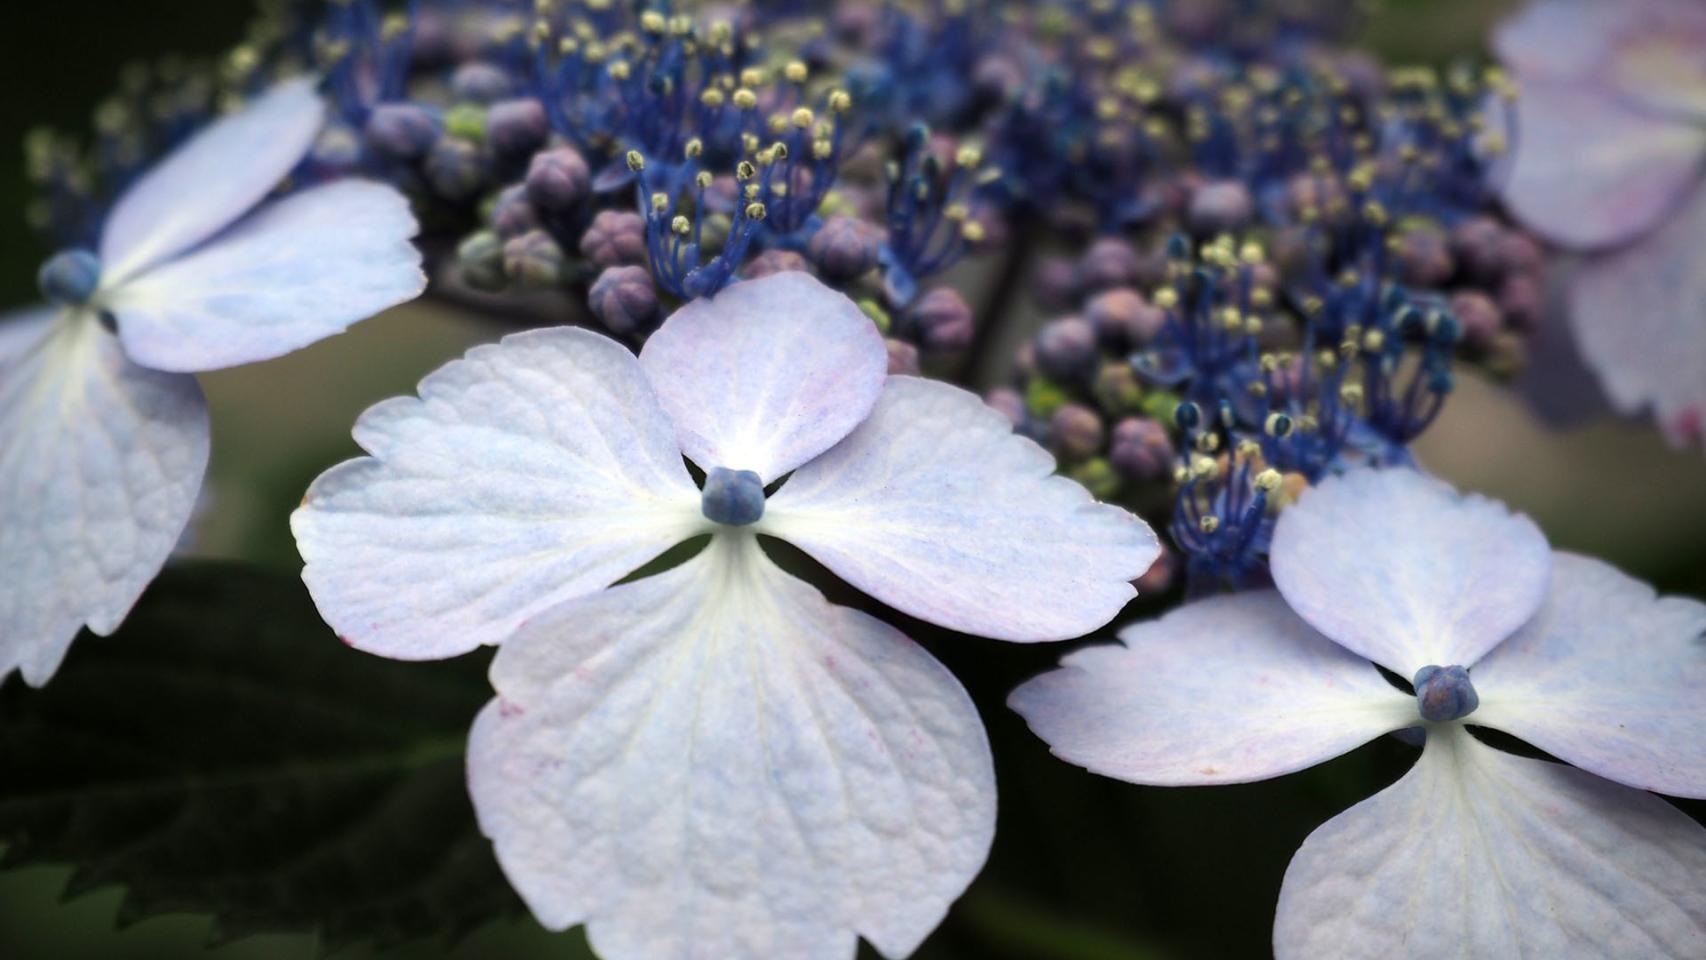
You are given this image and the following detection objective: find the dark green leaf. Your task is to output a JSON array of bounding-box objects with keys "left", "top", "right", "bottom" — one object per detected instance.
[{"left": 0, "top": 562, "right": 521, "bottom": 952}]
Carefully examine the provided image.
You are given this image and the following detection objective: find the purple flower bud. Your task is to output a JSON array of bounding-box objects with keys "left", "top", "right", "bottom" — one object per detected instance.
[
  {"left": 525, "top": 146, "right": 591, "bottom": 213},
  {"left": 424, "top": 136, "right": 484, "bottom": 200},
  {"left": 701, "top": 467, "right": 765, "bottom": 526},
  {"left": 886, "top": 338, "right": 921, "bottom": 376},
  {"left": 1497, "top": 231, "right": 1545, "bottom": 277},
  {"left": 1187, "top": 180, "right": 1255, "bottom": 235},
  {"left": 364, "top": 103, "right": 440, "bottom": 162},
  {"left": 1498, "top": 273, "right": 1544, "bottom": 332},
  {"left": 486, "top": 98, "right": 548, "bottom": 158},
  {"left": 1050, "top": 404, "right": 1105, "bottom": 462},
  {"left": 1413, "top": 665, "right": 1479, "bottom": 722},
  {"left": 503, "top": 229, "right": 566, "bottom": 289},
  {"left": 1450, "top": 215, "right": 1506, "bottom": 282},
  {"left": 1086, "top": 287, "right": 1164, "bottom": 352},
  {"left": 1109, "top": 416, "right": 1173, "bottom": 481},
  {"left": 1132, "top": 544, "right": 1178, "bottom": 594},
  {"left": 588, "top": 264, "right": 659, "bottom": 334},
  {"left": 1033, "top": 256, "right": 1081, "bottom": 311},
  {"left": 909, "top": 287, "right": 975, "bottom": 353},
  {"left": 456, "top": 230, "right": 506, "bottom": 292},
  {"left": 741, "top": 249, "right": 810, "bottom": 279},
  {"left": 1078, "top": 237, "right": 1143, "bottom": 293},
  {"left": 491, "top": 184, "right": 540, "bottom": 238},
  {"left": 985, "top": 388, "right": 1025, "bottom": 427},
  {"left": 38, "top": 249, "right": 101, "bottom": 305},
  {"left": 1395, "top": 223, "right": 1455, "bottom": 288},
  {"left": 451, "top": 62, "right": 513, "bottom": 104},
  {"left": 1448, "top": 290, "right": 1502, "bottom": 351},
  {"left": 578, "top": 210, "right": 647, "bottom": 268},
  {"left": 807, "top": 216, "right": 883, "bottom": 281},
  {"left": 1034, "top": 316, "right": 1099, "bottom": 382},
  {"left": 1284, "top": 173, "right": 1345, "bottom": 221},
  {"left": 1093, "top": 361, "right": 1144, "bottom": 414}
]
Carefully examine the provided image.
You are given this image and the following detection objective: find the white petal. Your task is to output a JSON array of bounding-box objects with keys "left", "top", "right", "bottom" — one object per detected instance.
[
  {"left": 100, "top": 77, "right": 325, "bottom": 284},
  {"left": 104, "top": 180, "right": 425, "bottom": 373},
  {"left": 1275, "top": 724, "right": 1706, "bottom": 960},
  {"left": 1009, "top": 591, "right": 1416, "bottom": 785},
  {"left": 1, "top": 313, "right": 208, "bottom": 686},
  {"left": 1472, "top": 552, "right": 1706, "bottom": 798},
  {"left": 763, "top": 376, "right": 1157, "bottom": 641},
  {"left": 1269, "top": 468, "right": 1551, "bottom": 678},
  {"left": 292, "top": 327, "right": 704, "bottom": 660},
  {"left": 637, "top": 272, "right": 887, "bottom": 483},
  {"left": 1569, "top": 176, "right": 1706, "bottom": 449},
  {"left": 468, "top": 533, "right": 994, "bottom": 960},
  {"left": 1493, "top": 0, "right": 1640, "bottom": 79},
  {"left": 1499, "top": 76, "right": 1706, "bottom": 251}
]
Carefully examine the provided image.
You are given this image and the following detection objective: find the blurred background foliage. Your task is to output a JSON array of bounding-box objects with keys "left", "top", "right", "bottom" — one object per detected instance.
[{"left": 2, "top": 1, "right": 1704, "bottom": 959}]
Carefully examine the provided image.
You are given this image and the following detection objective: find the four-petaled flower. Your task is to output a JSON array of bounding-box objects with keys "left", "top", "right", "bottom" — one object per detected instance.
[
  {"left": 290, "top": 271, "right": 1158, "bottom": 960},
  {"left": 1013, "top": 467, "right": 1706, "bottom": 957},
  {"left": 1497, "top": 0, "right": 1706, "bottom": 450},
  {"left": 0, "top": 78, "right": 425, "bottom": 685}
]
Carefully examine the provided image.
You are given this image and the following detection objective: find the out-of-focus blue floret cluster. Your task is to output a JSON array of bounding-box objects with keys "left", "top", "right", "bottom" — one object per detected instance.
[{"left": 25, "top": 0, "right": 1546, "bottom": 597}]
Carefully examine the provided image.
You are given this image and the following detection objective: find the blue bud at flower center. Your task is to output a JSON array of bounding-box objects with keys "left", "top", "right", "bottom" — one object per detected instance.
[
  {"left": 1413, "top": 664, "right": 1479, "bottom": 723},
  {"left": 701, "top": 466, "right": 765, "bottom": 526},
  {"left": 38, "top": 249, "right": 102, "bottom": 306}
]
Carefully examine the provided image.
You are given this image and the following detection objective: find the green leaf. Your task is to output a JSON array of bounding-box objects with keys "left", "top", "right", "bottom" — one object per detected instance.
[{"left": 0, "top": 562, "right": 521, "bottom": 952}]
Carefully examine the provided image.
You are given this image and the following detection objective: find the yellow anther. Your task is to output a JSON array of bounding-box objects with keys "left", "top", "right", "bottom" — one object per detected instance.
[
  {"left": 732, "top": 88, "right": 757, "bottom": 110},
  {"left": 745, "top": 201, "right": 767, "bottom": 221},
  {"left": 626, "top": 149, "right": 645, "bottom": 171},
  {"left": 607, "top": 59, "right": 631, "bottom": 81},
  {"left": 684, "top": 137, "right": 703, "bottom": 159},
  {"left": 791, "top": 106, "right": 814, "bottom": 128},
  {"left": 955, "top": 145, "right": 982, "bottom": 168},
  {"left": 700, "top": 88, "right": 726, "bottom": 109},
  {"left": 650, "top": 192, "right": 669, "bottom": 213},
  {"left": 961, "top": 221, "right": 986, "bottom": 243},
  {"left": 1154, "top": 287, "right": 1180, "bottom": 310},
  {"left": 695, "top": 170, "right": 713, "bottom": 188},
  {"left": 671, "top": 214, "right": 691, "bottom": 235},
  {"left": 828, "top": 89, "right": 852, "bottom": 113},
  {"left": 1199, "top": 515, "right": 1221, "bottom": 534},
  {"left": 1254, "top": 468, "right": 1282, "bottom": 493},
  {"left": 739, "top": 67, "right": 765, "bottom": 88},
  {"left": 783, "top": 60, "right": 808, "bottom": 83}
]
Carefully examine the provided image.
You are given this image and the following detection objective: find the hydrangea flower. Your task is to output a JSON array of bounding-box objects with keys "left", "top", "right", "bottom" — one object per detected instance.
[
  {"left": 0, "top": 78, "right": 425, "bottom": 686},
  {"left": 1496, "top": 0, "right": 1706, "bottom": 449},
  {"left": 290, "top": 271, "right": 1158, "bottom": 959},
  {"left": 1012, "top": 467, "right": 1706, "bottom": 956}
]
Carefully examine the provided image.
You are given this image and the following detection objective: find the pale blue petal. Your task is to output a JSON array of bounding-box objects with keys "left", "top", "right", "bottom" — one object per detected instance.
[
  {"left": 637, "top": 272, "right": 888, "bottom": 484},
  {"left": 1010, "top": 591, "right": 1415, "bottom": 785},
  {"left": 1269, "top": 468, "right": 1551, "bottom": 678},
  {"left": 1569, "top": 175, "right": 1706, "bottom": 450},
  {"left": 1275, "top": 724, "right": 1706, "bottom": 959},
  {"left": 1474, "top": 552, "right": 1706, "bottom": 799},
  {"left": 1, "top": 312, "right": 207, "bottom": 686},
  {"left": 764, "top": 376, "right": 1157, "bottom": 642},
  {"left": 106, "top": 180, "right": 425, "bottom": 373},
  {"left": 292, "top": 327, "right": 704, "bottom": 660},
  {"left": 468, "top": 533, "right": 993, "bottom": 960},
  {"left": 100, "top": 77, "right": 324, "bottom": 284}
]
